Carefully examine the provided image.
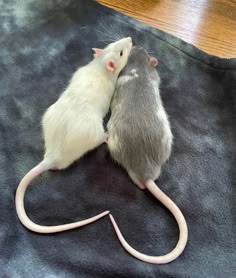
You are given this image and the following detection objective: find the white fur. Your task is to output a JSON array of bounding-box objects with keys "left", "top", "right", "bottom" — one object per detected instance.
[
  {"left": 42, "top": 65, "right": 109, "bottom": 169},
  {"left": 117, "top": 68, "right": 139, "bottom": 86},
  {"left": 131, "top": 68, "right": 138, "bottom": 77},
  {"left": 117, "top": 75, "right": 135, "bottom": 86},
  {"left": 43, "top": 37, "right": 132, "bottom": 169}
]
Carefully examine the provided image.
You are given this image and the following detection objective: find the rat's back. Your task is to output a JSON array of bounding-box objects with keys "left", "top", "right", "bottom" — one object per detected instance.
[
  {"left": 108, "top": 66, "right": 172, "bottom": 182},
  {"left": 42, "top": 63, "right": 111, "bottom": 169}
]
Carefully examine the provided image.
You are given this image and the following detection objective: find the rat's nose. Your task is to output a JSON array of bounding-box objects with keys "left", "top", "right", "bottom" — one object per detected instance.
[{"left": 127, "top": 37, "right": 132, "bottom": 42}]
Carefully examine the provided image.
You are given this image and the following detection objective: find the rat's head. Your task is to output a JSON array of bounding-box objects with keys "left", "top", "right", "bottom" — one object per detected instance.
[
  {"left": 92, "top": 37, "right": 132, "bottom": 75},
  {"left": 124, "top": 46, "right": 158, "bottom": 73}
]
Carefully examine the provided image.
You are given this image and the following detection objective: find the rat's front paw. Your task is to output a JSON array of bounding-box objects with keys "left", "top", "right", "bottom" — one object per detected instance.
[{"left": 104, "top": 132, "right": 109, "bottom": 144}]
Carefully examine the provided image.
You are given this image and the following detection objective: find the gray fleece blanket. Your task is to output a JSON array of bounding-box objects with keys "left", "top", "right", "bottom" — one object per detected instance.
[{"left": 1, "top": 1, "right": 236, "bottom": 277}]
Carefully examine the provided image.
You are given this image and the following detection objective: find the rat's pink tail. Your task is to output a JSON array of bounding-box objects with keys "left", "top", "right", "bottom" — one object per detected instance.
[
  {"left": 109, "top": 179, "right": 188, "bottom": 264},
  {"left": 15, "top": 161, "right": 109, "bottom": 233}
]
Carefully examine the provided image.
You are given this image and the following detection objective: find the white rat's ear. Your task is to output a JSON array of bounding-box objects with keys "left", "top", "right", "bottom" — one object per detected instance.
[
  {"left": 92, "top": 48, "right": 103, "bottom": 57},
  {"left": 150, "top": 57, "right": 158, "bottom": 67},
  {"left": 106, "top": 59, "right": 116, "bottom": 72}
]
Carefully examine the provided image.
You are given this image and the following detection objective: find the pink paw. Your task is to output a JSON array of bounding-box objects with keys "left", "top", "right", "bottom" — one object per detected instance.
[
  {"left": 104, "top": 133, "right": 109, "bottom": 144},
  {"left": 137, "top": 183, "right": 146, "bottom": 190}
]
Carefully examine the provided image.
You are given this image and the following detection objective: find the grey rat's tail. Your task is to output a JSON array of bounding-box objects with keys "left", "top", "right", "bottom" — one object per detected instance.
[
  {"left": 15, "top": 161, "right": 109, "bottom": 233},
  {"left": 109, "top": 179, "right": 188, "bottom": 264}
]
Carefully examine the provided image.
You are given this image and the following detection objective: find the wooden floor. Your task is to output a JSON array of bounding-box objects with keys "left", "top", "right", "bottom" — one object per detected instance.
[{"left": 97, "top": 0, "right": 236, "bottom": 58}]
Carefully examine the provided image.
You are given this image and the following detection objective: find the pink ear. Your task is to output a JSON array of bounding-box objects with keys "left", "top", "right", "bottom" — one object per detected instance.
[
  {"left": 92, "top": 48, "right": 103, "bottom": 56},
  {"left": 106, "top": 59, "right": 116, "bottom": 72},
  {"left": 150, "top": 57, "right": 158, "bottom": 67}
]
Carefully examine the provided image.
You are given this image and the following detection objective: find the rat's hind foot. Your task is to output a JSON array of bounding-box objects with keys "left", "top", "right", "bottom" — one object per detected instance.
[
  {"left": 128, "top": 171, "right": 146, "bottom": 190},
  {"left": 135, "top": 182, "right": 146, "bottom": 190}
]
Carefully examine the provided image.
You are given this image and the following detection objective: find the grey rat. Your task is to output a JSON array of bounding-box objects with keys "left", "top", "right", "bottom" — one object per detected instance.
[
  {"left": 16, "top": 37, "right": 133, "bottom": 233},
  {"left": 107, "top": 46, "right": 188, "bottom": 264}
]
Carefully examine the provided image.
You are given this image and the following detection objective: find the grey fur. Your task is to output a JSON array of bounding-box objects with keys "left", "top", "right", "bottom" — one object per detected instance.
[{"left": 107, "top": 47, "right": 173, "bottom": 184}]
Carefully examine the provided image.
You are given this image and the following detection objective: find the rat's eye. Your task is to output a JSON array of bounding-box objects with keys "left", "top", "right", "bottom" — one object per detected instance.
[{"left": 120, "top": 50, "right": 123, "bottom": 57}]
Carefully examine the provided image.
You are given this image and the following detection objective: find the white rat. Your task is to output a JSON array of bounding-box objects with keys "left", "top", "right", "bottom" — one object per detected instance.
[
  {"left": 16, "top": 37, "right": 133, "bottom": 233},
  {"left": 107, "top": 47, "right": 188, "bottom": 264}
]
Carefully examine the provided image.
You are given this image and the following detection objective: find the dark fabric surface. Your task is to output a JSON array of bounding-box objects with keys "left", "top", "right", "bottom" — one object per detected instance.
[{"left": 1, "top": 1, "right": 236, "bottom": 277}]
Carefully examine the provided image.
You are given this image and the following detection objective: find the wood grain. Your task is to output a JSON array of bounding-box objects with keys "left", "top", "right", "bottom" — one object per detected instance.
[{"left": 97, "top": 0, "right": 236, "bottom": 58}]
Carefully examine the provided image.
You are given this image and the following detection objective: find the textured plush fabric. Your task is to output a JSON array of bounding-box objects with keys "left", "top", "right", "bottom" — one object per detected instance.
[{"left": 1, "top": 1, "right": 235, "bottom": 277}]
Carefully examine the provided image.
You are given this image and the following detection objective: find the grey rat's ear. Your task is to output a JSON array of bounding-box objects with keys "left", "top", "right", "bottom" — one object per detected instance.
[
  {"left": 106, "top": 59, "right": 116, "bottom": 72},
  {"left": 150, "top": 57, "right": 158, "bottom": 67},
  {"left": 92, "top": 48, "right": 103, "bottom": 57}
]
